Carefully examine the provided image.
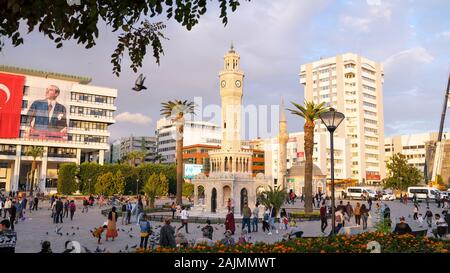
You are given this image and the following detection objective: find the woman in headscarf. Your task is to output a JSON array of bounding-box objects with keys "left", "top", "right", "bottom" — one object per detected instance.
[
  {"left": 105, "top": 206, "right": 118, "bottom": 241},
  {"left": 225, "top": 209, "right": 235, "bottom": 235}
]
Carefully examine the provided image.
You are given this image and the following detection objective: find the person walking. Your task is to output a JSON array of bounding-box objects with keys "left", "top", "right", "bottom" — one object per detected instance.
[
  {"left": 126, "top": 201, "right": 132, "bottom": 225},
  {"left": 345, "top": 202, "right": 354, "bottom": 224},
  {"left": 279, "top": 208, "right": 288, "bottom": 230},
  {"left": 225, "top": 209, "right": 236, "bottom": 235},
  {"left": 360, "top": 204, "right": 369, "bottom": 230},
  {"left": 354, "top": 202, "right": 361, "bottom": 226},
  {"left": 432, "top": 214, "right": 448, "bottom": 238},
  {"left": 0, "top": 198, "right": 3, "bottom": 218},
  {"left": 412, "top": 193, "right": 417, "bottom": 205},
  {"left": 82, "top": 198, "right": 89, "bottom": 213},
  {"left": 425, "top": 196, "right": 430, "bottom": 207},
  {"left": 320, "top": 201, "right": 328, "bottom": 234},
  {"left": 136, "top": 197, "right": 144, "bottom": 222},
  {"left": 54, "top": 198, "right": 63, "bottom": 224},
  {"left": 424, "top": 207, "right": 433, "bottom": 228},
  {"left": 262, "top": 207, "right": 270, "bottom": 233},
  {"left": 241, "top": 203, "right": 252, "bottom": 233},
  {"left": 177, "top": 206, "right": 189, "bottom": 234},
  {"left": 367, "top": 197, "right": 373, "bottom": 211},
  {"left": 139, "top": 214, "right": 152, "bottom": 249},
  {"left": 159, "top": 218, "right": 176, "bottom": 248},
  {"left": 252, "top": 202, "right": 259, "bottom": 232},
  {"left": 33, "top": 196, "right": 39, "bottom": 211},
  {"left": 268, "top": 206, "right": 277, "bottom": 235},
  {"left": 330, "top": 208, "right": 344, "bottom": 235},
  {"left": 121, "top": 201, "right": 127, "bottom": 225},
  {"left": 9, "top": 201, "right": 16, "bottom": 231},
  {"left": 171, "top": 202, "right": 177, "bottom": 219},
  {"left": 3, "top": 198, "right": 11, "bottom": 219},
  {"left": 68, "top": 200, "right": 76, "bottom": 221},
  {"left": 413, "top": 204, "right": 419, "bottom": 221},
  {"left": 105, "top": 207, "right": 118, "bottom": 241},
  {"left": 63, "top": 199, "right": 69, "bottom": 219}
]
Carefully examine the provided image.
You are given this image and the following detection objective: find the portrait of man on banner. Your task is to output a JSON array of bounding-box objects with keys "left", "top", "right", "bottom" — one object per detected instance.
[{"left": 24, "top": 84, "right": 68, "bottom": 141}]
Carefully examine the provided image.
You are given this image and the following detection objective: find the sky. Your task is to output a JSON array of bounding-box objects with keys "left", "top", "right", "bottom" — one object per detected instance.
[{"left": 1, "top": 0, "right": 450, "bottom": 141}]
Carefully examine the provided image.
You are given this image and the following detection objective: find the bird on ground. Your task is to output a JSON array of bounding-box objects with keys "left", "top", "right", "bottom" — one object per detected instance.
[
  {"left": 72, "top": 233, "right": 76, "bottom": 236},
  {"left": 131, "top": 245, "right": 137, "bottom": 249},
  {"left": 71, "top": 226, "right": 74, "bottom": 229},
  {"left": 129, "top": 234, "right": 133, "bottom": 238},
  {"left": 197, "top": 225, "right": 200, "bottom": 229},
  {"left": 55, "top": 226, "right": 63, "bottom": 234},
  {"left": 132, "top": 73, "right": 147, "bottom": 92},
  {"left": 214, "top": 227, "right": 218, "bottom": 230},
  {"left": 77, "top": 227, "right": 79, "bottom": 230},
  {"left": 45, "top": 232, "right": 48, "bottom": 235},
  {"left": 66, "top": 232, "right": 69, "bottom": 236},
  {"left": 125, "top": 245, "right": 128, "bottom": 250},
  {"left": 83, "top": 246, "right": 92, "bottom": 253},
  {"left": 95, "top": 246, "right": 102, "bottom": 253},
  {"left": 130, "top": 227, "right": 133, "bottom": 231}
]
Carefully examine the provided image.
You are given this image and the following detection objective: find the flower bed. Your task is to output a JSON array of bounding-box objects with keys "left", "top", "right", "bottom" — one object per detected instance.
[{"left": 138, "top": 232, "right": 450, "bottom": 253}]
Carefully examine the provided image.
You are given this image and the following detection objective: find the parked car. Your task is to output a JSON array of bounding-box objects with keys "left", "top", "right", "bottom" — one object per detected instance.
[{"left": 381, "top": 190, "right": 396, "bottom": 201}]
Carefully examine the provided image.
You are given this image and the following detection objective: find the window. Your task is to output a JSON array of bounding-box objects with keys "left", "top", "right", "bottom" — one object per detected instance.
[
  {"left": 345, "top": 63, "right": 355, "bottom": 69},
  {"left": 365, "top": 127, "right": 378, "bottom": 134},
  {"left": 364, "top": 118, "right": 377, "bottom": 125},
  {"left": 22, "top": 100, "right": 28, "bottom": 109},
  {"left": 363, "top": 102, "right": 376, "bottom": 108},
  {"left": 363, "top": 93, "right": 376, "bottom": 100},
  {"left": 362, "top": 76, "right": 376, "bottom": 83},
  {"left": 362, "top": 68, "right": 375, "bottom": 75},
  {"left": 363, "top": 85, "right": 376, "bottom": 92}
]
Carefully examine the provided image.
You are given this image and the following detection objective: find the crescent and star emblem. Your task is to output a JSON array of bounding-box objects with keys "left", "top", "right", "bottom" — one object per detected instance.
[{"left": 0, "top": 83, "right": 11, "bottom": 110}]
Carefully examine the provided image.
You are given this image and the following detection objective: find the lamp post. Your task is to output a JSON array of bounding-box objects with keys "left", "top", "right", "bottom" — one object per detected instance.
[
  {"left": 319, "top": 108, "right": 345, "bottom": 236},
  {"left": 136, "top": 178, "right": 139, "bottom": 196},
  {"left": 88, "top": 178, "right": 91, "bottom": 194}
]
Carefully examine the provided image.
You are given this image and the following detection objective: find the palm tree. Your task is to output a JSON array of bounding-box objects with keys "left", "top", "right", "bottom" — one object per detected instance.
[
  {"left": 26, "top": 146, "right": 44, "bottom": 196},
  {"left": 259, "top": 186, "right": 287, "bottom": 218},
  {"left": 288, "top": 101, "right": 328, "bottom": 213},
  {"left": 161, "top": 100, "right": 195, "bottom": 205},
  {"left": 126, "top": 151, "right": 146, "bottom": 167},
  {"left": 153, "top": 153, "right": 166, "bottom": 164}
]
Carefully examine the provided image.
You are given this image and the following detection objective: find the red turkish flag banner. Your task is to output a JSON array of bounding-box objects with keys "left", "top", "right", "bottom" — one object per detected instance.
[{"left": 0, "top": 73, "right": 25, "bottom": 138}]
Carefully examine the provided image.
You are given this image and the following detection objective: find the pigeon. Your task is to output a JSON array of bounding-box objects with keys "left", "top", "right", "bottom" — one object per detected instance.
[
  {"left": 125, "top": 244, "right": 128, "bottom": 250},
  {"left": 83, "top": 246, "right": 92, "bottom": 253},
  {"left": 215, "top": 227, "right": 218, "bottom": 230},
  {"left": 71, "top": 226, "right": 74, "bottom": 229},
  {"left": 130, "top": 227, "right": 133, "bottom": 231},
  {"left": 197, "top": 225, "right": 201, "bottom": 229},
  {"left": 72, "top": 233, "right": 76, "bottom": 236},
  {"left": 130, "top": 245, "right": 137, "bottom": 249},
  {"left": 77, "top": 227, "right": 79, "bottom": 230},
  {"left": 55, "top": 226, "right": 63, "bottom": 234},
  {"left": 129, "top": 234, "right": 133, "bottom": 238},
  {"left": 46, "top": 232, "right": 48, "bottom": 235},
  {"left": 66, "top": 233, "right": 69, "bottom": 236},
  {"left": 132, "top": 73, "right": 147, "bottom": 91},
  {"left": 95, "top": 246, "right": 102, "bottom": 253}
]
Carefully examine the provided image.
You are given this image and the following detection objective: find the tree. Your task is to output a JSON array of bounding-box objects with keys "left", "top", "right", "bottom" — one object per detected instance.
[
  {"left": 126, "top": 151, "right": 146, "bottom": 167},
  {"left": 384, "top": 153, "right": 423, "bottom": 192},
  {"left": 57, "top": 163, "right": 78, "bottom": 195},
  {"left": 78, "top": 162, "right": 104, "bottom": 194},
  {"left": 153, "top": 153, "right": 166, "bottom": 164},
  {"left": 114, "top": 170, "right": 126, "bottom": 195},
  {"left": 95, "top": 172, "right": 114, "bottom": 196},
  {"left": 161, "top": 100, "right": 196, "bottom": 205},
  {"left": 143, "top": 173, "right": 169, "bottom": 208},
  {"left": 0, "top": 0, "right": 249, "bottom": 76},
  {"left": 288, "top": 101, "right": 328, "bottom": 213},
  {"left": 26, "top": 146, "right": 44, "bottom": 196},
  {"left": 259, "top": 186, "right": 287, "bottom": 218},
  {"left": 182, "top": 182, "right": 194, "bottom": 201}
]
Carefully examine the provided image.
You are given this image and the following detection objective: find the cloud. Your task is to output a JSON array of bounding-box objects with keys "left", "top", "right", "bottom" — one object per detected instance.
[
  {"left": 115, "top": 112, "right": 152, "bottom": 125},
  {"left": 438, "top": 31, "right": 450, "bottom": 39},
  {"left": 341, "top": 16, "right": 371, "bottom": 32},
  {"left": 383, "top": 47, "right": 434, "bottom": 72}
]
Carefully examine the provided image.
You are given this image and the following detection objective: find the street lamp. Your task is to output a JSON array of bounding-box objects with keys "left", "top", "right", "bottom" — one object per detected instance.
[
  {"left": 88, "top": 178, "right": 92, "bottom": 194},
  {"left": 319, "top": 108, "right": 345, "bottom": 236},
  {"left": 136, "top": 178, "right": 139, "bottom": 196}
]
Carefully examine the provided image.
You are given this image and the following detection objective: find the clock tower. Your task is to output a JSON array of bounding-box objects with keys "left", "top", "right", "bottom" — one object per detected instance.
[{"left": 219, "top": 43, "right": 244, "bottom": 151}]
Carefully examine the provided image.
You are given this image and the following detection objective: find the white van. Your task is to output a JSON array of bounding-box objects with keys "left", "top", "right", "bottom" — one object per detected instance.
[
  {"left": 407, "top": 187, "right": 439, "bottom": 200},
  {"left": 342, "top": 187, "right": 377, "bottom": 200}
]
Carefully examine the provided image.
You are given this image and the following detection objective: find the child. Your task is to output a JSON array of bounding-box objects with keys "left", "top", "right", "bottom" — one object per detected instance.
[
  {"left": 92, "top": 224, "right": 107, "bottom": 244},
  {"left": 238, "top": 230, "right": 248, "bottom": 244},
  {"left": 282, "top": 215, "right": 289, "bottom": 230},
  {"left": 417, "top": 213, "right": 424, "bottom": 228}
]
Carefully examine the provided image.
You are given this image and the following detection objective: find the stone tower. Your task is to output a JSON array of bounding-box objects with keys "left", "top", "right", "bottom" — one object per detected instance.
[{"left": 278, "top": 98, "right": 289, "bottom": 189}]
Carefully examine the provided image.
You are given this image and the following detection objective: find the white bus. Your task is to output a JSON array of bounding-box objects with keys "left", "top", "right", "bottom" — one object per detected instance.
[{"left": 407, "top": 187, "right": 439, "bottom": 200}]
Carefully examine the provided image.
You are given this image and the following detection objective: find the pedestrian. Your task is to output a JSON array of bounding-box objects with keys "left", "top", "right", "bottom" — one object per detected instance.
[
  {"left": 3, "top": 198, "right": 11, "bottom": 219},
  {"left": 300, "top": 193, "right": 304, "bottom": 203},
  {"left": 159, "top": 218, "right": 176, "bottom": 248},
  {"left": 16, "top": 198, "right": 23, "bottom": 221},
  {"left": 345, "top": 201, "right": 354, "bottom": 224},
  {"left": 227, "top": 198, "right": 232, "bottom": 212},
  {"left": 139, "top": 214, "right": 152, "bottom": 249},
  {"left": 201, "top": 219, "right": 214, "bottom": 240},
  {"left": 280, "top": 208, "right": 288, "bottom": 230},
  {"left": 424, "top": 207, "right": 433, "bottom": 228},
  {"left": 33, "top": 196, "right": 39, "bottom": 211},
  {"left": 50, "top": 195, "right": 55, "bottom": 209},
  {"left": 354, "top": 202, "right": 361, "bottom": 226},
  {"left": 417, "top": 213, "right": 424, "bottom": 227},
  {"left": 251, "top": 202, "right": 259, "bottom": 232},
  {"left": 28, "top": 196, "right": 33, "bottom": 213},
  {"left": 69, "top": 200, "right": 76, "bottom": 221},
  {"left": 320, "top": 201, "right": 328, "bottom": 234},
  {"left": 425, "top": 196, "right": 430, "bottom": 207},
  {"left": 360, "top": 204, "right": 369, "bottom": 230},
  {"left": 136, "top": 197, "right": 144, "bottom": 222},
  {"left": 331, "top": 208, "right": 344, "bottom": 235},
  {"left": 262, "top": 207, "right": 270, "bottom": 233},
  {"left": 432, "top": 214, "right": 448, "bottom": 238},
  {"left": 63, "top": 199, "right": 69, "bottom": 218},
  {"left": 241, "top": 203, "right": 252, "bottom": 233},
  {"left": 368, "top": 197, "right": 373, "bottom": 211},
  {"left": 9, "top": 201, "right": 16, "bottom": 231},
  {"left": 413, "top": 193, "right": 417, "bottom": 205},
  {"left": 413, "top": 204, "right": 419, "bottom": 221},
  {"left": 443, "top": 210, "right": 450, "bottom": 226},
  {"left": 126, "top": 201, "right": 132, "bottom": 225},
  {"left": 105, "top": 207, "right": 118, "bottom": 241},
  {"left": 177, "top": 206, "right": 189, "bottom": 234},
  {"left": 437, "top": 195, "right": 441, "bottom": 208},
  {"left": 82, "top": 198, "right": 89, "bottom": 213},
  {"left": 225, "top": 209, "right": 236, "bottom": 235},
  {"left": 171, "top": 202, "right": 176, "bottom": 219},
  {"left": 268, "top": 206, "right": 277, "bottom": 235},
  {"left": 0, "top": 219, "right": 17, "bottom": 253},
  {"left": 393, "top": 216, "right": 412, "bottom": 235},
  {"left": 91, "top": 224, "right": 107, "bottom": 244},
  {"left": 54, "top": 198, "right": 63, "bottom": 224},
  {"left": 0, "top": 198, "right": 3, "bottom": 218},
  {"left": 121, "top": 201, "right": 127, "bottom": 225}
]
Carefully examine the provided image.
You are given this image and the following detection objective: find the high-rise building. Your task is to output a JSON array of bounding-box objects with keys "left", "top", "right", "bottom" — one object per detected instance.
[
  {"left": 300, "top": 53, "right": 385, "bottom": 184},
  {"left": 0, "top": 65, "right": 117, "bottom": 193},
  {"left": 155, "top": 118, "right": 221, "bottom": 163},
  {"left": 119, "top": 136, "right": 156, "bottom": 163}
]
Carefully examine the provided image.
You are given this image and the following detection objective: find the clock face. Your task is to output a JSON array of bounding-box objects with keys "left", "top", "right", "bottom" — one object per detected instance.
[
  {"left": 221, "top": 80, "right": 226, "bottom": 88},
  {"left": 235, "top": 80, "right": 241, "bottom": 88}
]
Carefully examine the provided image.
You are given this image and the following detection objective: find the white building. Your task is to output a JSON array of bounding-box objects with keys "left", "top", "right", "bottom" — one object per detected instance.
[
  {"left": 300, "top": 53, "right": 385, "bottom": 184},
  {"left": 0, "top": 65, "right": 117, "bottom": 193},
  {"left": 262, "top": 132, "right": 351, "bottom": 189},
  {"left": 119, "top": 136, "right": 156, "bottom": 163},
  {"left": 156, "top": 118, "right": 221, "bottom": 163},
  {"left": 384, "top": 132, "right": 450, "bottom": 173}
]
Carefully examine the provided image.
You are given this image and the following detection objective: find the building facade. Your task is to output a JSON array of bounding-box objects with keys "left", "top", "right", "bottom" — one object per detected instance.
[
  {"left": 0, "top": 66, "right": 117, "bottom": 193},
  {"left": 155, "top": 118, "right": 221, "bottom": 163},
  {"left": 262, "top": 131, "right": 351, "bottom": 190},
  {"left": 300, "top": 53, "right": 385, "bottom": 184},
  {"left": 117, "top": 136, "right": 156, "bottom": 163}
]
